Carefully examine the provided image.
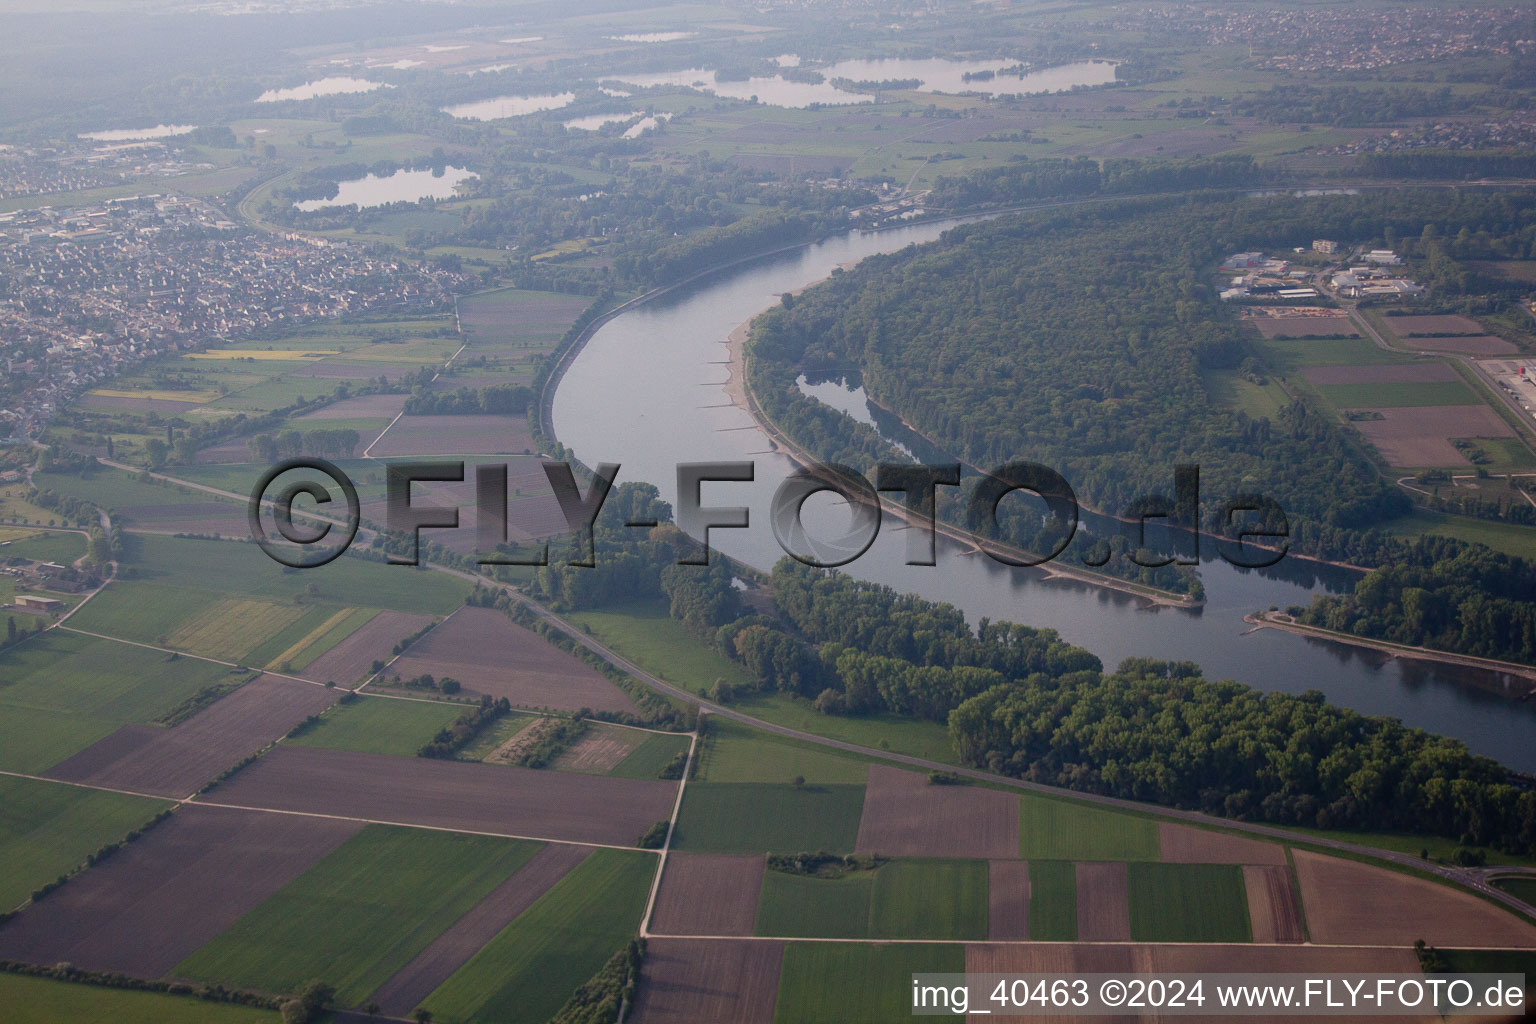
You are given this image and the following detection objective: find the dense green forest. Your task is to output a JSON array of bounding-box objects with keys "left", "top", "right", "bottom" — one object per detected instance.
[
  {"left": 948, "top": 658, "right": 1536, "bottom": 851},
  {"left": 746, "top": 188, "right": 1536, "bottom": 574},
  {"left": 523, "top": 480, "right": 1536, "bottom": 854},
  {"left": 1296, "top": 540, "right": 1536, "bottom": 666}
]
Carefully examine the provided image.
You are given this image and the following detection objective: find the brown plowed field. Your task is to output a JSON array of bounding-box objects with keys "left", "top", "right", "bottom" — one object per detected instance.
[
  {"left": 650, "top": 854, "right": 766, "bottom": 937},
  {"left": 988, "top": 859, "right": 1030, "bottom": 940},
  {"left": 293, "top": 394, "right": 406, "bottom": 420},
  {"left": 0, "top": 804, "right": 360, "bottom": 977},
  {"left": 1075, "top": 862, "right": 1131, "bottom": 942},
  {"left": 79, "top": 394, "right": 206, "bottom": 414},
  {"left": 47, "top": 674, "right": 338, "bottom": 797},
  {"left": 1244, "top": 864, "right": 1304, "bottom": 943},
  {"left": 303, "top": 610, "right": 435, "bottom": 684},
  {"left": 1293, "top": 849, "right": 1536, "bottom": 948},
  {"left": 854, "top": 765, "right": 1019, "bottom": 859},
  {"left": 965, "top": 944, "right": 1429, "bottom": 1023},
  {"left": 1253, "top": 316, "right": 1358, "bottom": 338},
  {"left": 368, "top": 842, "right": 592, "bottom": 1016},
  {"left": 368, "top": 414, "right": 536, "bottom": 456},
  {"left": 1158, "top": 823, "right": 1287, "bottom": 865},
  {"left": 1301, "top": 363, "right": 1458, "bottom": 386},
  {"left": 630, "top": 938, "right": 784, "bottom": 1024},
  {"left": 1353, "top": 405, "right": 1515, "bottom": 467},
  {"left": 1396, "top": 335, "right": 1518, "bottom": 355},
  {"left": 202, "top": 744, "right": 677, "bottom": 847},
  {"left": 1383, "top": 314, "right": 1487, "bottom": 336},
  {"left": 386, "top": 607, "right": 638, "bottom": 714}
]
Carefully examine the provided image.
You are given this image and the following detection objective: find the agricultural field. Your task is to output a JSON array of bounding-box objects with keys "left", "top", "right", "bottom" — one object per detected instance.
[
  {"left": 694, "top": 717, "right": 869, "bottom": 784},
  {"left": 755, "top": 867, "right": 874, "bottom": 940},
  {"left": 672, "top": 783, "right": 866, "bottom": 855},
  {"left": 630, "top": 938, "right": 785, "bottom": 1024},
  {"left": 651, "top": 853, "right": 765, "bottom": 937},
  {"left": 420, "top": 848, "right": 654, "bottom": 1024},
  {"left": 205, "top": 745, "right": 678, "bottom": 847},
  {"left": 0, "top": 973, "right": 278, "bottom": 1024},
  {"left": 607, "top": 730, "right": 692, "bottom": 780},
  {"left": 773, "top": 943, "right": 965, "bottom": 1024},
  {"left": 0, "top": 776, "right": 168, "bottom": 910},
  {"left": 0, "top": 631, "right": 248, "bottom": 773},
  {"left": 565, "top": 597, "right": 758, "bottom": 695},
  {"left": 856, "top": 766, "right": 1018, "bottom": 859},
  {"left": 1027, "top": 860, "right": 1078, "bottom": 942},
  {"left": 286, "top": 694, "right": 466, "bottom": 757},
  {"left": 1018, "top": 795, "right": 1161, "bottom": 861},
  {"left": 1126, "top": 863, "right": 1252, "bottom": 943},
  {"left": 46, "top": 673, "right": 339, "bottom": 798},
  {"left": 385, "top": 607, "right": 638, "bottom": 714},
  {"left": 177, "top": 826, "right": 543, "bottom": 1005},
  {"left": 1492, "top": 875, "right": 1536, "bottom": 905},
  {"left": 0, "top": 806, "right": 362, "bottom": 977}
]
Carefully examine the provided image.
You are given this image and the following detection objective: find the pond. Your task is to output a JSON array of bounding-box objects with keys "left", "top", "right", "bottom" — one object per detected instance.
[
  {"left": 442, "top": 92, "right": 576, "bottom": 120},
  {"left": 256, "top": 77, "right": 389, "bottom": 103},
  {"left": 821, "top": 57, "right": 1119, "bottom": 96},
  {"left": 80, "top": 125, "right": 196, "bottom": 142},
  {"left": 293, "top": 166, "right": 478, "bottom": 212}
]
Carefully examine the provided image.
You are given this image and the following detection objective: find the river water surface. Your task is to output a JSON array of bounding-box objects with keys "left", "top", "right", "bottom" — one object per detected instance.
[{"left": 552, "top": 220, "right": 1536, "bottom": 769}]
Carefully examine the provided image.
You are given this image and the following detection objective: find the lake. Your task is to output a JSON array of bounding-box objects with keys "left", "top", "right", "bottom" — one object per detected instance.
[
  {"left": 257, "top": 77, "right": 389, "bottom": 103},
  {"left": 442, "top": 92, "right": 576, "bottom": 120},
  {"left": 822, "top": 57, "right": 1119, "bottom": 96},
  {"left": 293, "top": 166, "right": 478, "bottom": 212},
  {"left": 80, "top": 124, "right": 196, "bottom": 142}
]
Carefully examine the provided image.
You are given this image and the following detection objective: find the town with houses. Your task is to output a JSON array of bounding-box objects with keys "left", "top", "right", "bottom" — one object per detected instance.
[{"left": 0, "top": 194, "right": 465, "bottom": 439}]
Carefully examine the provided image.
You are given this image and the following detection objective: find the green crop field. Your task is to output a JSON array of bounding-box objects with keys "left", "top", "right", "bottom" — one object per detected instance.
[
  {"left": 0, "top": 973, "right": 277, "bottom": 1024},
  {"left": 869, "top": 860, "right": 988, "bottom": 940},
  {"left": 1315, "top": 381, "right": 1478, "bottom": 409},
  {"left": 1258, "top": 337, "right": 1415, "bottom": 371},
  {"left": 732, "top": 692, "right": 956, "bottom": 765},
  {"left": 1028, "top": 861, "right": 1077, "bottom": 941},
  {"left": 287, "top": 695, "right": 464, "bottom": 757},
  {"left": 0, "top": 530, "right": 86, "bottom": 564},
  {"left": 672, "top": 783, "right": 865, "bottom": 855},
  {"left": 757, "top": 868, "right": 874, "bottom": 939},
  {"left": 0, "top": 705, "right": 118, "bottom": 774},
  {"left": 0, "top": 630, "right": 237, "bottom": 722},
  {"left": 774, "top": 943, "right": 966, "bottom": 1024},
  {"left": 1126, "top": 863, "right": 1251, "bottom": 943},
  {"left": 1201, "top": 368, "right": 1291, "bottom": 420},
  {"left": 1019, "top": 796, "right": 1161, "bottom": 861},
  {"left": 177, "top": 826, "right": 541, "bottom": 1004},
  {"left": 69, "top": 536, "right": 468, "bottom": 646},
  {"left": 695, "top": 717, "right": 870, "bottom": 784},
  {"left": 422, "top": 848, "right": 653, "bottom": 1024},
  {"left": 565, "top": 598, "right": 757, "bottom": 694},
  {"left": 607, "top": 730, "right": 691, "bottom": 780},
  {"left": 0, "top": 776, "right": 168, "bottom": 909}
]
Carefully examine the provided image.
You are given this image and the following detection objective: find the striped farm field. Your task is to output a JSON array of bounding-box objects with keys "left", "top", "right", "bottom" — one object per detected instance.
[
  {"left": 176, "top": 825, "right": 542, "bottom": 1005},
  {"left": 421, "top": 848, "right": 654, "bottom": 1024},
  {"left": 1018, "top": 795, "right": 1160, "bottom": 861},
  {"left": 754, "top": 859, "right": 988, "bottom": 941},
  {"left": 0, "top": 775, "right": 168, "bottom": 910},
  {"left": 184, "top": 349, "right": 339, "bottom": 360},
  {"left": 88, "top": 387, "right": 221, "bottom": 403},
  {"left": 1127, "top": 862, "right": 1251, "bottom": 943},
  {"left": 266, "top": 607, "right": 376, "bottom": 670}
]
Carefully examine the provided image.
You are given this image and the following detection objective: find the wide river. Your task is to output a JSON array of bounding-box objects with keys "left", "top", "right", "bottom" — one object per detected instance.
[{"left": 552, "top": 219, "right": 1536, "bottom": 770}]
